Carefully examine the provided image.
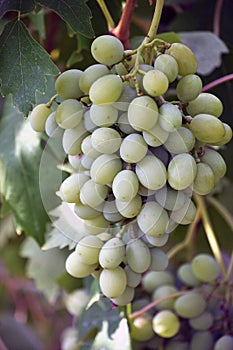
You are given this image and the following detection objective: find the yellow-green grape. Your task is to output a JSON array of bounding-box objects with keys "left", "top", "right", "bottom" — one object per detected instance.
[
  {"left": 80, "top": 179, "right": 108, "bottom": 208},
  {"left": 159, "top": 103, "right": 182, "bottom": 132},
  {"left": 65, "top": 251, "right": 98, "bottom": 278},
  {"left": 80, "top": 155, "right": 94, "bottom": 170},
  {"left": 176, "top": 74, "right": 202, "bottom": 102},
  {"left": 191, "top": 254, "right": 220, "bottom": 282},
  {"left": 84, "top": 214, "right": 110, "bottom": 235},
  {"left": 91, "top": 35, "right": 124, "bottom": 66},
  {"left": 115, "top": 194, "right": 142, "bottom": 218},
  {"left": 81, "top": 135, "right": 101, "bottom": 159},
  {"left": 191, "top": 331, "right": 214, "bottom": 350},
  {"left": 164, "top": 126, "right": 195, "bottom": 154},
  {"left": 154, "top": 53, "right": 178, "bottom": 83},
  {"left": 145, "top": 232, "right": 169, "bottom": 247},
  {"left": 59, "top": 173, "right": 89, "bottom": 203},
  {"left": 89, "top": 74, "right": 123, "bottom": 105},
  {"left": 126, "top": 239, "right": 151, "bottom": 273},
  {"left": 200, "top": 148, "right": 227, "bottom": 182},
  {"left": 55, "top": 69, "right": 83, "bottom": 99},
  {"left": 91, "top": 127, "right": 122, "bottom": 154},
  {"left": 120, "top": 133, "right": 148, "bottom": 163},
  {"left": 75, "top": 235, "right": 103, "bottom": 265},
  {"left": 113, "top": 84, "right": 137, "bottom": 111},
  {"left": 142, "top": 69, "right": 169, "bottom": 97},
  {"left": 130, "top": 313, "right": 154, "bottom": 342},
  {"left": 186, "top": 92, "right": 223, "bottom": 117},
  {"left": 124, "top": 265, "right": 142, "bottom": 288},
  {"left": 83, "top": 109, "right": 97, "bottom": 132},
  {"left": 137, "top": 202, "right": 169, "bottom": 237},
  {"left": 29, "top": 103, "right": 52, "bottom": 132},
  {"left": 142, "top": 121, "right": 169, "bottom": 147},
  {"left": 90, "top": 154, "right": 122, "bottom": 185},
  {"left": 130, "top": 63, "right": 154, "bottom": 92},
  {"left": 177, "top": 263, "right": 200, "bottom": 287},
  {"left": 152, "top": 310, "right": 180, "bottom": 338},
  {"left": 79, "top": 64, "right": 110, "bottom": 93},
  {"left": 111, "top": 286, "right": 135, "bottom": 306},
  {"left": 166, "top": 42, "right": 198, "bottom": 76},
  {"left": 168, "top": 153, "right": 197, "bottom": 190},
  {"left": 189, "top": 311, "right": 214, "bottom": 331},
  {"left": 189, "top": 114, "right": 226, "bottom": 143},
  {"left": 213, "top": 122, "right": 232, "bottom": 145},
  {"left": 170, "top": 199, "right": 196, "bottom": 225},
  {"left": 150, "top": 247, "right": 169, "bottom": 271},
  {"left": 152, "top": 285, "right": 178, "bottom": 310},
  {"left": 112, "top": 169, "right": 139, "bottom": 202},
  {"left": 103, "top": 198, "right": 124, "bottom": 222},
  {"left": 136, "top": 155, "right": 167, "bottom": 190},
  {"left": 62, "top": 122, "right": 89, "bottom": 155},
  {"left": 128, "top": 95, "right": 159, "bottom": 131},
  {"left": 90, "top": 104, "right": 118, "bottom": 127},
  {"left": 174, "top": 292, "right": 206, "bottom": 318},
  {"left": 142, "top": 271, "right": 174, "bottom": 293},
  {"left": 117, "top": 112, "right": 136, "bottom": 134},
  {"left": 74, "top": 202, "right": 100, "bottom": 220},
  {"left": 193, "top": 163, "right": 215, "bottom": 195},
  {"left": 155, "top": 186, "right": 187, "bottom": 211},
  {"left": 45, "top": 111, "right": 62, "bottom": 137},
  {"left": 55, "top": 99, "right": 84, "bottom": 129},
  {"left": 99, "top": 266, "right": 127, "bottom": 298},
  {"left": 99, "top": 237, "right": 125, "bottom": 269}
]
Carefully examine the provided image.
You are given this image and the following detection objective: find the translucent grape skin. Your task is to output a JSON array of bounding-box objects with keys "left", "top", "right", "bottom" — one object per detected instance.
[
  {"left": 154, "top": 53, "right": 178, "bottom": 83},
  {"left": 112, "top": 169, "right": 139, "bottom": 202},
  {"left": 136, "top": 155, "right": 167, "bottom": 190},
  {"left": 191, "top": 253, "right": 220, "bottom": 282},
  {"left": 174, "top": 292, "right": 206, "bottom": 318},
  {"left": 120, "top": 133, "right": 148, "bottom": 163},
  {"left": 176, "top": 74, "right": 202, "bottom": 102},
  {"left": 65, "top": 251, "right": 98, "bottom": 278},
  {"left": 126, "top": 239, "right": 151, "bottom": 273},
  {"left": 159, "top": 103, "right": 182, "bottom": 132},
  {"left": 90, "top": 154, "right": 122, "bottom": 185},
  {"left": 99, "top": 266, "right": 127, "bottom": 298},
  {"left": 186, "top": 92, "right": 223, "bottom": 117},
  {"left": 167, "top": 153, "right": 197, "bottom": 190},
  {"left": 166, "top": 42, "right": 198, "bottom": 76},
  {"left": 142, "top": 69, "right": 169, "bottom": 97},
  {"left": 55, "top": 69, "right": 83, "bottom": 99},
  {"left": 29, "top": 103, "right": 52, "bottom": 132},
  {"left": 75, "top": 235, "right": 103, "bottom": 265},
  {"left": 128, "top": 95, "right": 159, "bottom": 131},
  {"left": 89, "top": 74, "right": 123, "bottom": 105},
  {"left": 152, "top": 310, "right": 180, "bottom": 338},
  {"left": 214, "top": 335, "right": 233, "bottom": 350},
  {"left": 99, "top": 237, "right": 125, "bottom": 269},
  {"left": 79, "top": 64, "right": 110, "bottom": 93},
  {"left": 55, "top": 99, "right": 83, "bottom": 129},
  {"left": 189, "top": 113, "right": 226, "bottom": 143},
  {"left": 91, "top": 35, "right": 124, "bottom": 66},
  {"left": 130, "top": 313, "right": 154, "bottom": 341},
  {"left": 193, "top": 163, "right": 215, "bottom": 195}
]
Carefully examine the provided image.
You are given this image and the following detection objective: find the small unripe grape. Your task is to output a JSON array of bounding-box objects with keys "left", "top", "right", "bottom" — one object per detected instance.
[
  {"left": 191, "top": 254, "right": 220, "bottom": 282},
  {"left": 90, "top": 104, "right": 118, "bottom": 127},
  {"left": 176, "top": 74, "right": 202, "bottom": 102},
  {"left": 152, "top": 285, "right": 178, "bottom": 310},
  {"left": 91, "top": 127, "right": 122, "bottom": 154},
  {"left": 99, "top": 266, "right": 127, "bottom": 298},
  {"left": 142, "top": 271, "right": 174, "bottom": 293},
  {"left": 112, "top": 169, "right": 139, "bottom": 202},
  {"left": 152, "top": 310, "right": 180, "bottom": 338},
  {"left": 55, "top": 69, "right": 83, "bottom": 99},
  {"left": 170, "top": 199, "right": 196, "bottom": 225},
  {"left": 74, "top": 202, "right": 100, "bottom": 220},
  {"left": 84, "top": 214, "right": 110, "bottom": 235},
  {"left": 164, "top": 126, "right": 195, "bottom": 154},
  {"left": 62, "top": 122, "right": 89, "bottom": 155},
  {"left": 29, "top": 103, "right": 52, "bottom": 132},
  {"left": 166, "top": 42, "right": 198, "bottom": 76},
  {"left": 142, "top": 69, "right": 169, "bottom": 96},
  {"left": 154, "top": 53, "right": 178, "bottom": 82},
  {"left": 191, "top": 331, "right": 214, "bottom": 350},
  {"left": 136, "top": 155, "right": 167, "bottom": 190},
  {"left": 174, "top": 292, "right": 206, "bottom": 318},
  {"left": 91, "top": 35, "right": 124, "bottom": 66},
  {"left": 131, "top": 313, "right": 154, "bottom": 341},
  {"left": 189, "top": 114, "right": 225, "bottom": 143},
  {"left": 80, "top": 179, "right": 108, "bottom": 208},
  {"left": 143, "top": 121, "right": 169, "bottom": 147},
  {"left": 124, "top": 265, "right": 141, "bottom": 288},
  {"left": 178, "top": 263, "right": 200, "bottom": 287},
  {"left": 120, "top": 133, "right": 148, "bottom": 163}
]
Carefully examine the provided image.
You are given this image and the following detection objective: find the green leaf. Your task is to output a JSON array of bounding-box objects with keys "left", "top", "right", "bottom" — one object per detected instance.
[
  {"left": 0, "top": 0, "right": 35, "bottom": 17},
  {"left": 0, "top": 98, "right": 49, "bottom": 243},
  {"left": 0, "top": 213, "right": 16, "bottom": 248},
  {"left": 36, "top": 0, "right": 94, "bottom": 38},
  {"left": 156, "top": 32, "right": 181, "bottom": 44},
  {"left": 20, "top": 237, "right": 67, "bottom": 303},
  {"left": 0, "top": 19, "right": 59, "bottom": 115},
  {"left": 28, "top": 8, "right": 46, "bottom": 42}
]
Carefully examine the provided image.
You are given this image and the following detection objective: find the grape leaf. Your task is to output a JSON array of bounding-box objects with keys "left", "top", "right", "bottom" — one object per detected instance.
[
  {"left": 0, "top": 19, "right": 59, "bottom": 115},
  {"left": 0, "top": 98, "right": 49, "bottom": 244},
  {"left": 36, "top": 0, "right": 94, "bottom": 38},
  {"left": 0, "top": 213, "right": 16, "bottom": 248},
  {"left": 0, "top": 0, "right": 35, "bottom": 17}
]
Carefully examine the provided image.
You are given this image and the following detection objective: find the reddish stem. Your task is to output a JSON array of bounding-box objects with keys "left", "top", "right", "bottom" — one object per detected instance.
[
  {"left": 111, "top": 0, "right": 137, "bottom": 49},
  {"left": 202, "top": 74, "right": 233, "bottom": 92},
  {"left": 213, "top": 0, "right": 224, "bottom": 37}
]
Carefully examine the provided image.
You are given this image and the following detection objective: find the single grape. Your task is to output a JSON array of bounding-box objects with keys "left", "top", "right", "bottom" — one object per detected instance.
[
  {"left": 91, "top": 127, "right": 122, "bottom": 154},
  {"left": 84, "top": 214, "right": 110, "bottom": 235},
  {"left": 177, "top": 263, "right": 200, "bottom": 287},
  {"left": 193, "top": 163, "right": 215, "bottom": 195},
  {"left": 128, "top": 95, "right": 159, "bottom": 131},
  {"left": 214, "top": 335, "right": 233, "bottom": 350},
  {"left": 191, "top": 253, "right": 220, "bottom": 282},
  {"left": 167, "top": 153, "right": 197, "bottom": 190},
  {"left": 74, "top": 202, "right": 100, "bottom": 220},
  {"left": 200, "top": 147, "right": 227, "bottom": 180},
  {"left": 99, "top": 237, "right": 125, "bottom": 269},
  {"left": 124, "top": 265, "right": 142, "bottom": 288},
  {"left": 152, "top": 285, "right": 178, "bottom": 310},
  {"left": 80, "top": 179, "right": 108, "bottom": 208},
  {"left": 176, "top": 74, "right": 202, "bottom": 102},
  {"left": 166, "top": 42, "right": 198, "bottom": 76},
  {"left": 174, "top": 292, "right": 206, "bottom": 318},
  {"left": 80, "top": 155, "right": 95, "bottom": 170},
  {"left": 55, "top": 69, "right": 83, "bottom": 99},
  {"left": 142, "top": 69, "right": 169, "bottom": 97},
  {"left": 170, "top": 199, "right": 196, "bottom": 225},
  {"left": 79, "top": 64, "right": 110, "bottom": 93},
  {"left": 111, "top": 286, "right": 135, "bottom": 306},
  {"left": 59, "top": 173, "right": 90, "bottom": 203},
  {"left": 112, "top": 169, "right": 139, "bottom": 202},
  {"left": 99, "top": 266, "right": 127, "bottom": 298},
  {"left": 189, "top": 311, "right": 214, "bottom": 330},
  {"left": 29, "top": 103, "right": 52, "bottom": 132},
  {"left": 152, "top": 310, "right": 180, "bottom": 338},
  {"left": 154, "top": 53, "right": 178, "bottom": 83},
  {"left": 189, "top": 113, "right": 226, "bottom": 143},
  {"left": 142, "top": 271, "right": 174, "bottom": 293},
  {"left": 75, "top": 235, "right": 103, "bottom": 265},
  {"left": 62, "top": 122, "right": 89, "bottom": 155},
  {"left": 115, "top": 194, "right": 142, "bottom": 218},
  {"left": 150, "top": 247, "right": 169, "bottom": 271},
  {"left": 142, "top": 121, "right": 169, "bottom": 147},
  {"left": 120, "top": 133, "right": 148, "bottom": 163},
  {"left": 159, "top": 103, "right": 182, "bottom": 132},
  {"left": 81, "top": 135, "right": 101, "bottom": 159},
  {"left": 186, "top": 92, "right": 223, "bottom": 117},
  {"left": 91, "top": 35, "right": 124, "bottom": 65},
  {"left": 164, "top": 126, "right": 195, "bottom": 154},
  {"left": 90, "top": 154, "right": 122, "bottom": 185},
  {"left": 191, "top": 331, "right": 214, "bottom": 350},
  {"left": 55, "top": 99, "right": 84, "bottom": 129},
  {"left": 136, "top": 155, "right": 167, "bottom": 190},
  {"left": 90, "top": 104, "right": 118, "bottom": 127},
  {"left": 130, "top": 64, "right": 154, "bottom": 92},
  {"left": 65, "top": 251, "right": 98, "bottom": 278},
  {"left": 213, "top": 122, "right": 232, "bottom": 146},
  {"left": 126, "top": 239, "right": 151, "bottom": 273},
  {"left": 130, "top": 313, "right": 154, "bottom": 341},
  {"left": 145, "top": 232, "right": 169, "bottom": 247},
  {"left": 45, "top": 111, "right": 63, "bottom": 137},
  {"left": 155, "top": 186, "right": 188, "bottom": 211},
  {"left": 89, "top": 74, "right": 123, "bottom": 105}
]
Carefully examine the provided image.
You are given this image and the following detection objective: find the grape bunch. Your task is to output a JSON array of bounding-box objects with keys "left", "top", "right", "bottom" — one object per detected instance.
[{"left": 29, "top": 34, "right": 232, "bottom": 306}]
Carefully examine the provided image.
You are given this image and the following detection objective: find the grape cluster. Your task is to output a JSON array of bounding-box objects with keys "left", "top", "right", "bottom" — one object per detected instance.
[{"left": 29, "top": 35, "right": 232, "bottom": 306}]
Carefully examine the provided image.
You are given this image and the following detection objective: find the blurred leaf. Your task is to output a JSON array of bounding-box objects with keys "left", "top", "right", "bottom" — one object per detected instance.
[
  {"left": 20, "top": 237, "right": 67, "bottom": 303},
  {"left": 0, "top": 19, "right": 59, "bottom": 115},
  {"left": 28, "top": 8, "right": 46, "bottom": 42},
  {"left": 43, "top": 227, "right": 76, "bottom": 251},
  {"left": 36, "top": 0, "right": 94, "bottom": 38},
  {"left": 0, "top": 0, "right": 35, "bottom": 17},
  {"left": 0, "top": 213, "right": 16, "bottom": 248},
  {"left": 0, "top": 98, "right": 49, "bottom": 244},
  {"left": 156, "top": 31, "right": 181, "bottom": 43},
  {"left": 179, "top": 31, "right": 229, "bottom": 75}
]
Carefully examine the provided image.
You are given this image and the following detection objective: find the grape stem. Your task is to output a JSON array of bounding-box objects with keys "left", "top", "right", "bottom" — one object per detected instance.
[
  {"left": 46, "top": 93, "right": 58, "bottom": 108},
  {"left": 95, "top": 0, "right": 115, "bottom": 31},
  {"left": 193, "top": 194, "right": 227, "bottom": 277},
  {"left": 202, "top": 73, "right": 233, "bottom": 92},
  {"left": 206, "top": 196, "right": 233, "bottom": 233}
]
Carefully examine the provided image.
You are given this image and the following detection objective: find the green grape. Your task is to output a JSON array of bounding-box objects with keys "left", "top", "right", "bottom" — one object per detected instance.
[
  {"left": 137, "top": 202, "right": 169, "bottom": 237},
  {"left": 55, "top": 99, "right": 84, "bottom": 129},
  {"left": 128, "top": 95, "right": 159, "bottom": 131},
  {"left": 62, "top": 122, "right": 89, "bottom": 155},
  {"left": 117, "top": 112, "right": 136, "bottom": 134},
  {"left": 130, "top": 313, "right": 154, "bottom": 341},
  {"left": 80, "top": 179, "right": 108, "bottom": 208},
  {"left": 81, "top": 135, "right": 101, "bottom": 158},
  {"left": 79, "top": 64, "right": 110, "bottom": 93},
  {"left": 91, "top": 35, "right": 124, "bottom": 65},
  {"left": 167, "top": 153, "right": 197, "bottom": 190},
  {"left": 189, "top": 311, "right": 214, "bottom": 330},
  {"left": 145, "top": 232, "right": 169, "bottom": 247},
  {"left": 152, "top": 310, "right": 180, "bottom": 338},
  {"left": 186, "top": 92, "right": 223, "bottom": 117},
  {"left": 83, "top": 109, "right": 97, "bottom": 132},
  {"left": 136, "top": 155, "right": 167, "bottom": 190},
  {"left": 159, "top": 103, "right": 182, "bottom": 132},
  {"left": 113, "top": 84, "right": 137, "bottom": 111},
  {"left": 152, "top": 285, "right": 178, "bottom": 310},
  {"left": 90, "top": 104, "right": 118, "bottom": 127},
  {"left": 91, "top": 127, "right": 122, "bottom": 154},
  {"left": 176, "top": 74, "right": 202, "bottom": 102},
  {"left": 164, "top": 126, "right": 195, "bottom": 154},
  {"left": 124, "top": 265, "right": 141, "bottom": 288},
  {"left": 120, "top": 133, "right": 148, "bottom": 163},
  {"left": 112, "top": 169, "right": 139, "bottom": 202},
  {"left": 142, "top": 271, "right": 174, "bottom": 293},
  {"left": 154, "top": 53, "right": 178, "bottom": 83},
  {"left": 65, "top": 251, "right": 98, "bottom": 278},
  {"left": 138, "top": 184, "right": 156, "bottom": 197},
  {"left": 59, "top": 173, "right": 89, "bottom": 203},
  {"left": 55, "top": 69, "right": 83, "bottom": 99},
  {"left": 99, "top": 237, "right": 125, "bottom": 269},
  {"left": 81, "top": 155, "right": 94, "bottom": 170},
  {"left": 99, "top": 266, "right": 127, "bottom": 298},
  {"left": 103, "top": 197, "right": 124, "bottom": 222},
  {"left": 115, "top": 50, "right": 143, "bottom": 76},
  {"left": 45, "top": 111, "right": 63, "bottom": 137},
  {"left": 89, "top": 74, "right": 123, "bottom": 105},
  {"left": 214, "top": 335, "right": 233, "bottom": 350},
  {"left": 174, "top": 292, "right": 206, "bottom": 318},
  {"left": 189, "top": 113, "right": 226, "bottom": 143},
  {"left": 142, "top": 69, "right": 169, "bottom": 97},
  {"left": 191, "top": 253, "right": 220, "bottom": 282},
  {"left": 213, "top": 122, "right": 232, "bottom": 146},
  {"left": 200, "top": 148, "right": 227, "bottom": 180},
  {"left": 155, "top": 186, "right": 188, "bottom": 211},
  {"left": 90, "top": 154, "right": 122, "bottom": 185},
  {"left": 142, "top": 121, "right": 169, "bottom": 147},
  {"left": 111, "top": 286, "right": 135, "bottom": 306},
  {"left": 29, "top": 103, "right": 52, "bottom": 132},
  {"left": 193, "top": 163, "right": 215, "bottom": 195},
  {"left": 165, "top": 340, "right": 189, "bottom": 350},
  {"left": 166, "top": 42, "right": 198, "bottom": 76},
  {"left": 75, "top": 235, "right": 103, "bottom": 265},
  {"left": 74, "top": 202, "right": 100, "bottom": 220},
  {"left": 177, "top": 263, "right": 200, "bottom": 287},
  {"left": 115, "top": 194, "right": 142, "bottom": 218},
  {"left": 84, "top": 214, "right": 110, "bottom": 235},
  {"left": 191, "top": 331, "right": 214, "bottom": 350},
  {"left": 150, "top": 247, "right": 168, "bottom": 271},
  {"left": 170, "top": 199, "right": 196, "bottom": 225},
  {"left": 126, "top": 239, "right": 151, "bottom": 273}
]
